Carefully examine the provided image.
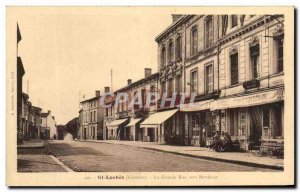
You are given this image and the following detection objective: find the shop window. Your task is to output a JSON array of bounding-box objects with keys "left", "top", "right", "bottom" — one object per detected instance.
[
  {"left": 273, "top": 103, "right": 283, "bottom": 138},
  {"left": 205, "top": 64, "right": 213, "bottom": 93},
  {"left": 239, "top": 109, "right": 246, "bottom": 136},
  {"left": 262, "top": 108, "right": 270, "bottom": 137},
  {"left": 230, "top": 52, "right": 239, "bottom": 85},
  {"left": 190, "top": 26, "right": 198, "bottom": 55},
  {"left": 275, "top": 35, "right": 284, "bottom": 73},
  {"left": 231, "top": 15, "right": 238, "bottom": 28},
  {"left": 205, "top": 16, "right": 213, "bottom": 48},
  {"left": 190, "top": 69, "right": 198, "bottom": 95},
  {"left": 250, "top": 44, "right": 260, "bottom": 79},
  {"left": 175, "top": 36, "right": 182, "bottom": 60}
]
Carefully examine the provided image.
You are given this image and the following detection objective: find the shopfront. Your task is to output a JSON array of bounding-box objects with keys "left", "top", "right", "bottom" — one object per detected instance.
[
  {"left": 140, "top": 109, "right": 178, "bottom": 143},
  {"left": 106, "top": 118, "right": 129, "bottom": 140},
  {"left": 180, "top": 99, "right": 217, "bottom": 147},
  {"left": 211, "top": 88, "right": 284, "bottom": 150}
]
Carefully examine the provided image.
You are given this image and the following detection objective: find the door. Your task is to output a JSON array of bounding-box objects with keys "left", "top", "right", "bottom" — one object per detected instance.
[
  {"left": 84, "top": 128, "right": 87, "bottom": 140},
  {"left": 148, "top": 128, "right": 155, "bottom": 142}
]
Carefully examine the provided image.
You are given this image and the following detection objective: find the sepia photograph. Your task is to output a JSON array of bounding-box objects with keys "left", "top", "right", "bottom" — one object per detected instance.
[{"left": 6, "top": 6, "right": 294, "bottom": 186}]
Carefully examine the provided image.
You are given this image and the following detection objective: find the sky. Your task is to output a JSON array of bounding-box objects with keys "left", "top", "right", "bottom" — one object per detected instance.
[{"left": 16, "top": 7, "right": 172, "bottom": 124}]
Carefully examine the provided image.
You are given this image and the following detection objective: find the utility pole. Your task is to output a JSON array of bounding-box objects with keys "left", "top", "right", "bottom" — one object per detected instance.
[{"left": 111, "top": 69, "right": 113, "bottom": 92}]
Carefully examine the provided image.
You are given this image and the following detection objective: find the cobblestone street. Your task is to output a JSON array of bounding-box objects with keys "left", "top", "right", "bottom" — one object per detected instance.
[{"left": 42, "top": 140, "right": 278, "bottom": 172}]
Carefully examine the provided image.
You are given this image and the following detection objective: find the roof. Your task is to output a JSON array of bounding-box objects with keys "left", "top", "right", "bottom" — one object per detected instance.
[
  {"left": 140, "top": 109, "right": 178, "bottom": 126},
  {"left": 155, "top": 15, "right": 191, "bottom": 42},
  {"left": 80, "top": 96, "right": 101, "bottom": 103},
  {"left": 115, "top": 72, "right": 159, "bottom": 93},
  {"left": 40, "top": 113, "right": 49, "bottom": 117}
]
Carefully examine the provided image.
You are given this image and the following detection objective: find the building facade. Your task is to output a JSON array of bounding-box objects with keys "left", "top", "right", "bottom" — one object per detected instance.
[
  {"left": 41, "top": 110, "right": 57, "bottom": 139},
  {"left": 212, "top": 15, "right": 284, "bottom": 150},
  {"left": 106, "top": 69, "right": 159, "bottom": 141},
  {"left": 79, "top": 91, "right": 105, "bottom": 140}
]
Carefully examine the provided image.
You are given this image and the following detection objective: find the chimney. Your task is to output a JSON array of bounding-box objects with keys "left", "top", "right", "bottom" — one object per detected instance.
[
  {"left": 172, "top": 14, "right": 183, "bottom": 23},
  {"left": 48, "top": 110, "right": 51, "bottom": 114},
  {"left": 95, "top": 90, "right": 100, "bottom": 97},
  {"left": 144, "top": 68, "right": 152, "bottom": 78},
  {"left": 127, "top": 79, "right": 132, "bottom": 85},
  {"left": 104, "top": 87, "right": 110, "bottom": 93}
]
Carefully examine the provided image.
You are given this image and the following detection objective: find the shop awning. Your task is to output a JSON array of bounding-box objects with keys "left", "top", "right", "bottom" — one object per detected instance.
[
  {"left": 126, "top": 118, "right": 143, "bottom": 127},
  {"left": 179, "top": 99, "right": 213, "bottom": 112},
  {"left": 107, "top": 118, "right": 128, "bottom": 127},
  {"left": 211, "top": 88, "right": 284, "bottom": 110},
  {"left": 140, "top": 109, "right": 178, "bottom": 127}
]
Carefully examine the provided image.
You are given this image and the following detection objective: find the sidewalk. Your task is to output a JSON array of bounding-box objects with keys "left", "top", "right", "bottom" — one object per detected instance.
[
  {"left": 17, "top": 139, "right": 45, "bottom": 149},
  {"left": 83, "top": 140, "right": 284, "bottom": 170}
]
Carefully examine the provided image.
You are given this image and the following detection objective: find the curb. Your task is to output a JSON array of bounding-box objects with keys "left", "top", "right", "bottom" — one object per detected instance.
[
  {"left": 44, "top": 143, "right": 83, "bottom": 172},
  {"left": 81, "top": 140, "right": 284, "bottom": 171}
]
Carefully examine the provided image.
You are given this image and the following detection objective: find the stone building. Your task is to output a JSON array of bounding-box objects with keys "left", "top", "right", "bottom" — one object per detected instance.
[
  {"left": 211, "top": 15, "right": 284, "bottom": 150},
  {"left": 40, "top": 110, "right": 57, "bottom": 139},
  {"left": 153, "top": 14, "right": 284, "bottom": 150},
  {"left": 106, "top": 69, "right": 159, "bottom": 141},
  {"left": 79, "top": 90, "right": 105, "bottom": 140}
]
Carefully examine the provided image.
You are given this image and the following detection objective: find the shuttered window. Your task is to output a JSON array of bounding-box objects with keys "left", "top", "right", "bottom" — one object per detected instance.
[
  {"left": 230, "top": 53, "right": 239, "bottom": 85},
  {"left": 205, "top": 64, "right": 213, "bottom": 93}
]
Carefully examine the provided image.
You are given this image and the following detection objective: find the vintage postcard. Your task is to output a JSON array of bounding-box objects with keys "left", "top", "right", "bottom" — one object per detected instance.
[{"left": 6, "top": 6, "right": 294, "bottom": 186}]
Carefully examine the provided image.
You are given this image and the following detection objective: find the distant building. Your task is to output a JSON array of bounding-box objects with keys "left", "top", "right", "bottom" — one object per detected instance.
[
  {"left": 79, "top": 91, "right": 105, "bottom": 140},
  {"left": 105, "top": 69, "right": 159, "bottom": 141},
  {"left": 56, "top": 125, "right": 66, "bottom": 140},
  {"left": 41, "top": 110, "right": 57, "bottom": 139}
]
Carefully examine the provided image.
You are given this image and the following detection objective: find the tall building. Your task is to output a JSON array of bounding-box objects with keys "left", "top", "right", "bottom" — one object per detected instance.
[
  {"left": 17, "top": 24, "right": 25, "bottom": 143},
  {"left": 212, "top": 15, "right": 284, "bottom": 150}
]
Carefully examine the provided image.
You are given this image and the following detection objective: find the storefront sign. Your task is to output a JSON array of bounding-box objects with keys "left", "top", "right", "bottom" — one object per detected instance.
[
  {"left": 211, "top": 88, "right": 284, "bottom": 110},
  {"left": 180, "top": 99, "right": 213, "bottom": 112}
]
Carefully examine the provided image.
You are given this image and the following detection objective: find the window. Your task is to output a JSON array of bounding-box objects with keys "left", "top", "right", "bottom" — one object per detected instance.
[
  {"left": 250, "top": 44, "right": 260, "bottom": 79},
  {"left": 262, "top": 108, "right": 270, "bottom": 137},
  {"left": 167, "top": 78, "right": 173, "bottom": 97},
  {"left": 205, "top": 64, "right": 213, "bottom": 93},
  {"left": 230, "top": 53, "right": 239, "bottom": 85},
  {"left": 175, "top": 36, "right": 182, "bottom": 60},
  {"left": 161, "top": 82, "right": 166, "bottom": 95},
  {"left": 105, "top": 108, "right": 108, "bottom": 117},
  {"left": 205, "top": 17, "right": 213, "bottom": 48},
  {"left": 231, "top": 15, "right": 238, "bottom": 28},
  {"left": 150, "top": 86, "right": 156, "bottom": 104},
  {"left": 275, "top": 35, "right": 284, "bottom": 73},
  {"left": 94, "top": 111, "right": 96, "bottom": 122},
  {"left": 190, "top": 26, "right": 198, "bottom": 55},
  {"left": 90, "top": 112, "right": 92, "bottom": 122},
  {"left": 168, "top": 41, "right": 174, "bottom": 63},
  {"left": 160, "top": 47, "right": 166, "bottom": 67},
  {"left": 175, "top": 75, "right": 181, "bottom": 94},
  {"left": 190, "top": 69, "right": 198, "bottom": 94},
  {"left": 239, "top": 109, "right": 246, "bottom": 136},
  {"left": 141, "top": 89, "right": 146, "bottom": 106}
]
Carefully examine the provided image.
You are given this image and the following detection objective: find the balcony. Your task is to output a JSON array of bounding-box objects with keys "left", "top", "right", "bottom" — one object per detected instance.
[{"left": 117, "top": 111, "right": 129, "bottom": 119}]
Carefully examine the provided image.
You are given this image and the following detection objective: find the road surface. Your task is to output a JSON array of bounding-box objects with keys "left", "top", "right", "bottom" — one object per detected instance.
[{"left": 44, "top": 140, "right": 277, "bottom": 172}]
